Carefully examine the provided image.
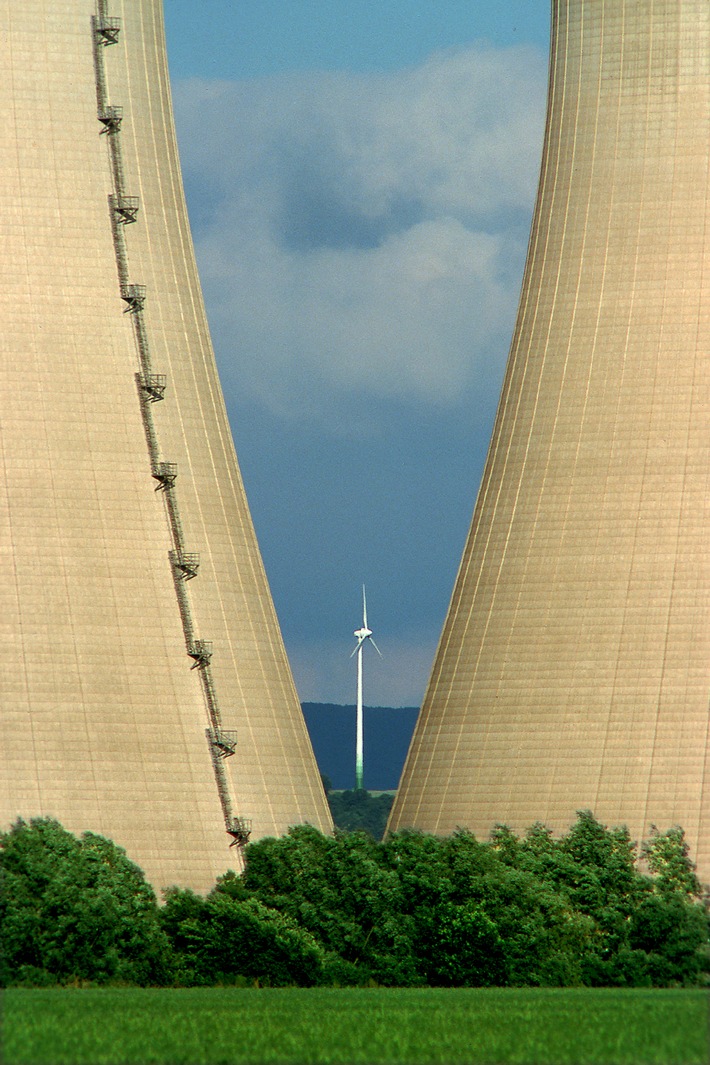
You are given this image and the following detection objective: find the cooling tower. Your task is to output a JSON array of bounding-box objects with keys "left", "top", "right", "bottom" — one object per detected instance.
[
  {"left": 390, "top": 0, "right": 710, "bottom": 879},
  {"left": 0, "top": 1, "right": 332, "bottom": 892}
]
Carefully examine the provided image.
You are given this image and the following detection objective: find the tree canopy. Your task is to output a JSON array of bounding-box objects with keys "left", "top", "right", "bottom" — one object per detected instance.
[
  {"left": 0, "top": 818, "right": 171, "bottom": 986},
  {"left": 324, "top": 784, "right": 394, "bottom": 839},
  {"left": 2, "top": 813, "right": 708, "bottom": 988}
]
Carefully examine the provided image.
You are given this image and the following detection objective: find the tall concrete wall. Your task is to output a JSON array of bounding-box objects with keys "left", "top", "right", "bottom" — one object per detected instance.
[
  {"left": 0, "top": 0, "right": 331, "bottom": 893},
  {"left": 390, "top": 0, "right": 710, "bottom": 879}
]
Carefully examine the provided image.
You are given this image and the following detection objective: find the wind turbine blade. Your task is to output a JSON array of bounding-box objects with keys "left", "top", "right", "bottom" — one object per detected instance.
[
  {"left": 362, "top": 585, "right": 368, "bottom": 630},
  {"left": 350, "top": 637, "right": 365, "bottom": 658},
  {"left": 369, "top": 636, "right": 383, "bottom": 657}
]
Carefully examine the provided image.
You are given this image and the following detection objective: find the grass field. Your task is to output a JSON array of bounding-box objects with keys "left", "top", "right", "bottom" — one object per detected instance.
[{"left": 2, "top": 987, "right": 708, "bottom": 1065}]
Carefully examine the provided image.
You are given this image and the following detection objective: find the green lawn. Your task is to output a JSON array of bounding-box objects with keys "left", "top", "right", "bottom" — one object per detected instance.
[{"left": 2, "top": 987, "right": 708, "bottom": 1065}]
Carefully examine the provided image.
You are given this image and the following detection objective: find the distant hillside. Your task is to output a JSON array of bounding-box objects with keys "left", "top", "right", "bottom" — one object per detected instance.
[{"left": 301, "top": 703, "right": 419, "bottom": 791}]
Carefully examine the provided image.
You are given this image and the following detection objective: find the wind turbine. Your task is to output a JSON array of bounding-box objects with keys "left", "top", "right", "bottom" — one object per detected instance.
[{"left": 351, "top": 585, "right": 382, "bottom": 790}]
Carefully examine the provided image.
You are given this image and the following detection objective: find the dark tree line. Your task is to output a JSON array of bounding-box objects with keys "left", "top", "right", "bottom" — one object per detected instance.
[
  {"left": 323, "top": 779, "right": 394, "bottom": 839},
  {"left": 1, "top": 814, "right": 708, "bottom": 988}
]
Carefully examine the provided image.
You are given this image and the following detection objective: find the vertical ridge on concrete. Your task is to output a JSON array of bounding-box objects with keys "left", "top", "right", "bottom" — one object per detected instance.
[
  {"left": 0, "top": 0, "right": 331, "bottom": 893},
  {"left": 389, "top": 0, "right": 710, "bottom": 880}
]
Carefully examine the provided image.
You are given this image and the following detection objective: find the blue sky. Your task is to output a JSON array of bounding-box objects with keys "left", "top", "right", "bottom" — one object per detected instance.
[{"left": 163, "top": 2, "right": 551, "bottom": 706}]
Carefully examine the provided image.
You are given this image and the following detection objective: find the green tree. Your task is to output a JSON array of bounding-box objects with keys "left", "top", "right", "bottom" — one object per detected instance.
[
  {"left": 0, "top": 818, "right": 171, "bottom": 987},
  {"left": 629, "top": 892, "right": 709, "bottom": 985},
  {"left": 385, "top": 826, "right": 595, "bottom": 987},
  {"left": 326, "top": 788, "right": 394, "bottom": 840},
  {"left": 419, "top": 901, "right": 506, "bottom": 986},
  {"left": 493, "top": 813, "right": 710, "bottom": 987},
  {"left": 161, "top": 888, "right": 325, "bottom": 986},
  {"left": 5, "top": 814, "right": 706, "bottom": 991},
  {"left": 643, "top": 825, "right": 702, "bottom": 898},
  {"left": 242, "top": 825, "right": 418, "bottom": 985}
]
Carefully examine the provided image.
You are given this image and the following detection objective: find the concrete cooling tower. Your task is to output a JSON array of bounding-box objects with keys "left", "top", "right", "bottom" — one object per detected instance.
[
  {"left": 389, "top": 0, "right": 710, "bottom": 880},
  {"left": 0, "top": 1, "right": 332, "bottom": 892}
]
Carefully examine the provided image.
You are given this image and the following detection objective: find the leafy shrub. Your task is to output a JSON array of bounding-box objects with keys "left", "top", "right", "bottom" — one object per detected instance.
[
  {"left": 0, "top": 818, "right": 171, "bottom": 987},
  {"left": 326, "top": 787, "right": 394, "bottom": 839},
  {"left": 3, "top": 813, "right": 707, "bottom": 989},
  {"left": 241, "top": 825, "right": 419, "bottom": 985},
  {"left": 419, "top": 901, "right": 506, "bottom": 986},
  {"left": 161, "top": 888, "right": 326, "bottom": 986}
]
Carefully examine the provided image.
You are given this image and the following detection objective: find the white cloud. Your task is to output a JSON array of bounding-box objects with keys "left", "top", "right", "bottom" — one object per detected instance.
[{"left": 173, "top": 43, "right": 546, "bottom": 422}]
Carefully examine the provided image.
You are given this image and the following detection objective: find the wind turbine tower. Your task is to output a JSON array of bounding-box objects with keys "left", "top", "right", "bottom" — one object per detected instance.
[{"left": 351, "top": 587, "right": 381, "bottom": 790}]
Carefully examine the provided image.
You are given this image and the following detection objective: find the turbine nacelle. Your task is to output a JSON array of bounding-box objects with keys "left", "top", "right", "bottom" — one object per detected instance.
[
  {"left": 351, "top": 586, "right": 382, "bottom": 656},
  {"left": 352, "top": 624, "right": 377, "bottom": 655},
  {"left": 351, "top": 630, "right": 382, "bottom": 657}
]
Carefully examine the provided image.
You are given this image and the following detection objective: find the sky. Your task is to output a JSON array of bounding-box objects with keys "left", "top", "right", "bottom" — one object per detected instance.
[{"left": 162, "top": 1, "right": 551, "bottom": 707}]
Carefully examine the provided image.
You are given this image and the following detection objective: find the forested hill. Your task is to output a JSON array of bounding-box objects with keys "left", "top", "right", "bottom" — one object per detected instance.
[{"left": 301, "top": 703, "right": 418, "bottom": 791}]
